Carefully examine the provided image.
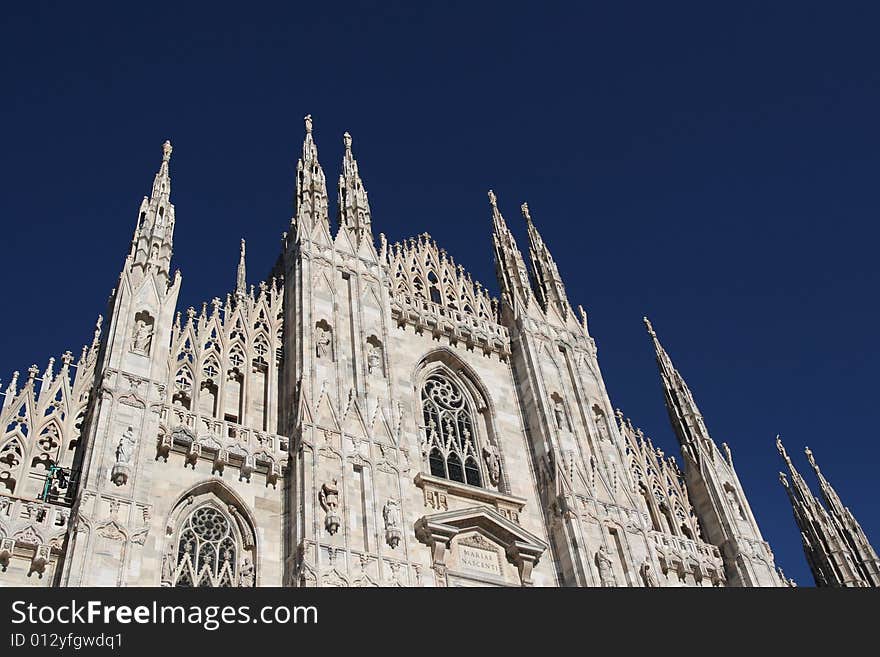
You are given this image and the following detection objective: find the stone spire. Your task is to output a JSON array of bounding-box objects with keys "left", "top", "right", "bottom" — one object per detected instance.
[
  {"left": 777, "top": 438, "right": 879, "bottom": 586},
  {"left": 236, "top": 238, "right": 247, "bottom": 298},
  {"left": 644, "top": 317, "right": 713, "bottom": 463},
  {"left": 645, "top": 318, "right": 781, "bottom": 587},
  {"left": 337, "top": 131, "right": 372, "bottom": 242},
  {"left": 522, "top": 202, "right": 571, "bottom": 320},
  {"left": 130, "top": 140, "right": 176, "bottom": 285},
  {"left": 490, "top": 191, "right": 532, "bottom": 313},
  {"left": 294, "top": 114, "right": 330, "bottom": 235}
]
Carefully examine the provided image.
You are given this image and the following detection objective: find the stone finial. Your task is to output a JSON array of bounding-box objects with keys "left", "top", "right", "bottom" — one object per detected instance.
[
  {"left": 488, "top": 189, "right": 497, "bottom": 207},
  {"left": 304, "top": 114, "right": 313, "bottom": 134},
  {"left": 6, "top": 371, "right": 19, "bottom": 395},
  {"left": 343, "top": 131, "right": 352, "bottom": 151},
  {"left": 643, "top": 316, "right": 656, "bottom": 337},
  {"left": 521, "top": 202, "right": 531, "bottom": 222},
  {"left": 162, "top": 140, "right": 172, "bottom": 163},
  {"left": 43, "top": 357, "right": 55, "bottom": 381}
]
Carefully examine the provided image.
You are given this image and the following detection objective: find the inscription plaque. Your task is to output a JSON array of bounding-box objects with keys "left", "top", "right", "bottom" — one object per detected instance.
[{"left": 456, "top": 534, "right": 502, "bottom": 577}]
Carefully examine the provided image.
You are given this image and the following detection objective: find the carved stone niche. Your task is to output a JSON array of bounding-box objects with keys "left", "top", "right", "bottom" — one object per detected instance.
[
  {"left": 366, "top": 335, "right": 384, "bottom": 377},
  {"left": 414, "top": 506, "right": 547, "bottom": 587}
]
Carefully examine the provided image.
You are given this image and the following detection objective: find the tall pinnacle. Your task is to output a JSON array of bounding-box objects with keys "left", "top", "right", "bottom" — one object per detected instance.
[
  {"left": 644, "top": 317, "right": 714, "bottom": 461},
  {"left": 151, "top": 140, "right": 172, "bottom": 200},
  {"left": 294, "top": 114, "right": 329, "bottom": 233},
  {"left": 647, "top": 319, "right": 781, "bottom": 586},
  {"left": 337, "top": 131, "right": 372, "bottom": 240},
  {"left": 776, "top": 436, "right": 815, "bottom": 504},
  {"left": 489, "top": 190, "right": 532, "bottom": 309},
  {"left": 131, "top": 140, "right": 176, "bottom": 283},
  {"left": 776, "top": 437, "right": 880, "bottom": 586},
  {"left": 522, "top": 201, "right": 571, "bottom": 318},
  {"left": 236, "top": 239, "right": 247, "bottom": 298}
]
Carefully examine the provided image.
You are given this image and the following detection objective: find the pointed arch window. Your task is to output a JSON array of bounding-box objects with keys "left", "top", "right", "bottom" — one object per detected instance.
[
  {"left": 173, "top": 366, "right": 193, "bottom": 410},
  {"left": 173, "top": 505, "right": 240, "bottom": 587},
  {"left": 421, "top": 373, "right": 482, "bottom": 487}
]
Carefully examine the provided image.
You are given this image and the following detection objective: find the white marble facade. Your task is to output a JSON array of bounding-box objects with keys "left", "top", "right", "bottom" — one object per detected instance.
[{"left": 0, "top": 119, "right": 791, "bottom": 587}]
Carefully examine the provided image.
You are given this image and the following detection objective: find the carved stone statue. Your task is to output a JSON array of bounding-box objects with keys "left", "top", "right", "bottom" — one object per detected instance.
[
  {"left": 160, "top": 543, "right": 175, "bottom": 585},
  {"left": 595, "top": 411, "right": 609, "bottom": 442},
  {"left": 553, "top": 399, "right": 569, "bottom": 432},
  {"left": 367, "top": 344, "right": 382, "bottom": 374},
  {"left": 239, "top": 556, "right": 255, "bottom": 587},
  {"left": 383, "top": 499, "right": 402, "bottom": 549},
  {"left": 482, "top": 444, "right": 501, "bottom": 486},
  {"left": 319, "top": 479, "right": 341, "bottom": 535},
  {"left": 315, "top": 326, "right": 331, "bottom": 360},
  {"left": 116, "top": 427, "right": 136, "bottom": 464},
  {"left": 595, "top": 546, "right": 616, "bottom": 587},
  {"left": 111, "top": 427, "right": 136, "bottom": 486},
  {"left": 726, "top": 487, "right": 747, "bottom": 520},
  {"left": 131, "top": 319, "right": 153, "bottom": 354},
  {"left": 640, "top": 559, "right": 658, "bottom": 587}
]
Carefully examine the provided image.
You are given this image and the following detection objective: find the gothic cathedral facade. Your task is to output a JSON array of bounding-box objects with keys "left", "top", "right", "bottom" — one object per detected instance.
[{"left": 0, "top": 116, "right": 839, "bottom": 587}]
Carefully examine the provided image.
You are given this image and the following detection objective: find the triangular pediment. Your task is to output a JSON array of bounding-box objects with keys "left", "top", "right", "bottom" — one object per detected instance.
[{"left": 415, "top": 505, "right": 547, "bottom": 557}]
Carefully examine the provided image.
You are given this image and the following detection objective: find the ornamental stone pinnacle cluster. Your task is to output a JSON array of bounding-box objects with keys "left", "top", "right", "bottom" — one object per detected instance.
[{"left": 0, "top": 116, "right": 875, "bottom": 587}]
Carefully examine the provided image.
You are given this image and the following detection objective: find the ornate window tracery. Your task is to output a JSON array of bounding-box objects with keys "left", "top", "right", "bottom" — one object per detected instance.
[
  {"left": 421, "top": 373, "right": 482, "bottom": 487},
  {"left": 172, "top": 505, "right": 240, "bottom": 587}
]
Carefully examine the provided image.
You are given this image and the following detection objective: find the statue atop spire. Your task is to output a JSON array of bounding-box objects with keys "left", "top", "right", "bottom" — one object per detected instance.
[
  {"left": 804, "top": 445, "right": 818, "bottom": 471},
  {"left": 162, "top": 140, "right": 172, "bottom": 163},
  {"left": 776, "top": 434, "right": 792, "bottom": 465},
  {"left": 304, "top": 114, "right": 313, "bottom": 134}
]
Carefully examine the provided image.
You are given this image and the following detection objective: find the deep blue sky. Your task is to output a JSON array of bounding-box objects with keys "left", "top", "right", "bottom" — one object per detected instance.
[{"left": 2, "top": 2, "right": 878, "bottom": 585}]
